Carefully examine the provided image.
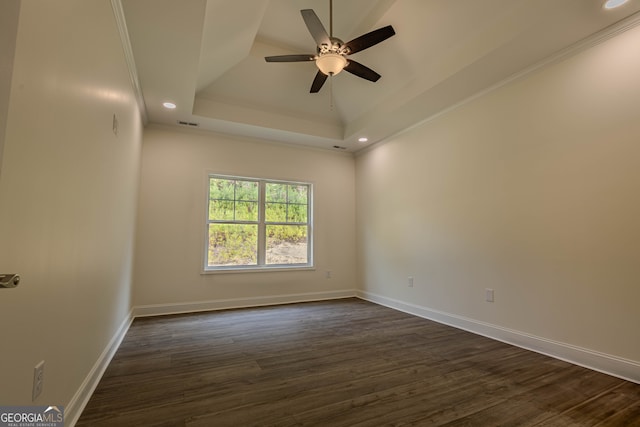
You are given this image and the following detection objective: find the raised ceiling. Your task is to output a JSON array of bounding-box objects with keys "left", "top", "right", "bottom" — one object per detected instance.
[{"left": 121, "top": 0, "right": 640, "bottom": 152}]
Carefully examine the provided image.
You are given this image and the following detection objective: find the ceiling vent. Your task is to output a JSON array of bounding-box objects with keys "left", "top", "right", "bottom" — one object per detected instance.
[{"left": 177, "top": 120, "right": 200, "bottom": 127}]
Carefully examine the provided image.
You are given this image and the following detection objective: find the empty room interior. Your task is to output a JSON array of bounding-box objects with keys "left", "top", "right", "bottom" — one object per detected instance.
[{"left": 1, "top": 0, "right": 640, "bottom": 425}]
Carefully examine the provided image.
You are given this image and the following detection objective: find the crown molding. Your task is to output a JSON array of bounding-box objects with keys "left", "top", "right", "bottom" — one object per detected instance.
[{"left": 110, "top": 0, "right": 148, "bottom": 125}]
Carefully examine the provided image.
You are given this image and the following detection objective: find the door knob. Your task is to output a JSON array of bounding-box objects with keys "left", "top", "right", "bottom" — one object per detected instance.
[{"left": 0, "top": 274, "right": 20, "bottom": 288}]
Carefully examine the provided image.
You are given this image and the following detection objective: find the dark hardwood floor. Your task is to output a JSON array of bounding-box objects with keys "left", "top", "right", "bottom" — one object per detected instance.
[{"left": 77, "top": 298, "right": 640, "bottom": 426}]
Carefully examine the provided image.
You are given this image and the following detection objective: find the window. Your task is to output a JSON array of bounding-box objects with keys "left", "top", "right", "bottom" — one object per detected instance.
[{"left": 205, "top": 175, "right": 312, "bottom": 271}]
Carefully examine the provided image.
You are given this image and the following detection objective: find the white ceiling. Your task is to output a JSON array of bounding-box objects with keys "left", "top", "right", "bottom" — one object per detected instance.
[{"left": 121, "top": 0, "right": 640, "bottom": 152}]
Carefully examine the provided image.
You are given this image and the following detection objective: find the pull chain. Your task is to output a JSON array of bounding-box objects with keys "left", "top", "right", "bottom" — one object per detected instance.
[{"left": 330, "top": 75, "right": 334, "bottom": 111}]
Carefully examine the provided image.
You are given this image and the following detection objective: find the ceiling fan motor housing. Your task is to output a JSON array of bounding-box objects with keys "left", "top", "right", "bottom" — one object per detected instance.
[{"left": 317, "top": 37, "right": 350, "bottom": 56}]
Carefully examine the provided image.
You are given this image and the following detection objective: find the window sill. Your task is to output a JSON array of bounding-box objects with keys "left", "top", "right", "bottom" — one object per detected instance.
[{"left": 201, "top": 265, "right": 315, "bottom": 275}]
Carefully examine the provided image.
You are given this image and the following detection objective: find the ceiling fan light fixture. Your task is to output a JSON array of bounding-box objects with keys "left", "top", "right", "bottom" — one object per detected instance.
[{"left": 316, "top": 53, "right": 347, "bottom": 76}]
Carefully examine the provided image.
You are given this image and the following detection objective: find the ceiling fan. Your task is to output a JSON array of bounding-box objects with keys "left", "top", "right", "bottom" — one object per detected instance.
[{"left": 264, "top": 0, "right": 396, "bottom": 93}]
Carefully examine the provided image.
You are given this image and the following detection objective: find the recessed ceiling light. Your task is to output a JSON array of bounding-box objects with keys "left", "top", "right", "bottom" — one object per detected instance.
[
  {"left": 358, "top": 137, "right": 368, "bottom": 143},
  {"left": 162, "top": 102, "right": 177, "bottom": 109},
  {"left": 603, "top": 0, "right": 628, "bottom": 9}
]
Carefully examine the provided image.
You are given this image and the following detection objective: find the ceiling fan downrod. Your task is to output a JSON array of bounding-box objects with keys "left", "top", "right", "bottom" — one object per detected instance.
[{"left": 329, "top": 0, "right": 333, "bottom": 38}]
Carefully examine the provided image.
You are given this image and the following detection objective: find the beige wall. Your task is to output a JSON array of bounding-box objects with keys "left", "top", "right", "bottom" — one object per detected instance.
[
  {"left": 356, "top": 24, "right": 640, "bottom": 364},
  {"left": 0, "top": 0, "right": 142, "bottom": 414},
  {"left": 133, "top": 126, "right": 356, "bottom": 308},
  {"left": 0, "top": 0, "right": 20, "bottom": 177}
]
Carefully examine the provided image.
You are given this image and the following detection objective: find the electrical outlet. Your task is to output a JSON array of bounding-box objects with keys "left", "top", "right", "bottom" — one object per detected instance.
[
  {"left": 32, "top": 360, "right": 44, "bottom": 401},
  {"left": 325, "top": 271, "right": 332, "bottom": 279},
  {"left": 486, "top": 288, "right": 494, "bottom": 303},
  {"left": 408, "top": 276, "right": 414, "bottom": 287}
]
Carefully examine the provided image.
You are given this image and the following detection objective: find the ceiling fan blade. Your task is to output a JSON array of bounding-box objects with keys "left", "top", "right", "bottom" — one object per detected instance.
[
  {"left": 265, "top": 54, "right": 315, "bottom": 63},
  {"left": 344, "top": 25, "right": 395, "bottom": 55},
  {"left": 310, "top": 70, "right": 328, "bottom": 93},
  {"left": 301, "top": 9, "right": 330, "bottom": 47},
  {"left": 344, "top": 60, "right": 381, "bottom": 82}
]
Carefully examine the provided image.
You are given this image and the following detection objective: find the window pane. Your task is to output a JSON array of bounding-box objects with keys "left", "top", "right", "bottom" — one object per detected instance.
[
  {"left": 236, "top": 180, "right": 258, "bottom": 201},
  {"left": 209, "top": 178, "right": 258, "bottom": 222},
  {"left": 208, "top": 224, "right": 257, "bottom": 266},
  {"left": 265, "top": 202, "right": 287, "bottom": 222},
  {"left": 266, "top": 225, "right": 308, "bottom": 265},
  {"left": 209, "top": 200, "right": 234, "bottom": 221},
  {"left": 266, "top": 183, "right": 287, "bottom": 203},
  {"left": 288, "top": 185, "right": 308, "bottom": 204},
  {"left": 235, "top": 201, "right": 258, "bottom": 221},
  {"left": 288, "top": 204, "right": 307, "bottom": 223},
  {"left": 209, "top": 178, "right": 235, "bottom": 200}
]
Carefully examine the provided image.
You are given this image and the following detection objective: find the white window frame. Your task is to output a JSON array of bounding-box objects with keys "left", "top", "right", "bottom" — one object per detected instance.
[{"left": 203, "top": 174, "right": 314, "bottom": 273}]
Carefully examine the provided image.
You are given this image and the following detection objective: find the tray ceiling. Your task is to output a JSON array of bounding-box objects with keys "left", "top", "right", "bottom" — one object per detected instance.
[{"left": 121, "top": 0, "right": 640, "bottom": 151}]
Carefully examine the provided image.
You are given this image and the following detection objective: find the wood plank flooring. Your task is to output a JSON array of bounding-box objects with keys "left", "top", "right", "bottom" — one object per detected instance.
[{"left": 76, "top": 298, "right": 640, "bottom": 426}]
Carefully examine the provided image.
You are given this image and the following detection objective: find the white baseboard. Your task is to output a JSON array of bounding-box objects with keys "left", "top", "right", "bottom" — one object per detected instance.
[
  {"left": 357, "top": 290, "right": 640, "bottom": 384},
  {"left": 132, "top": 289, "right": 357, "bottom": 318},
  {"left": 66, "top": 310, "right": 134, "bottom": 427}
]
